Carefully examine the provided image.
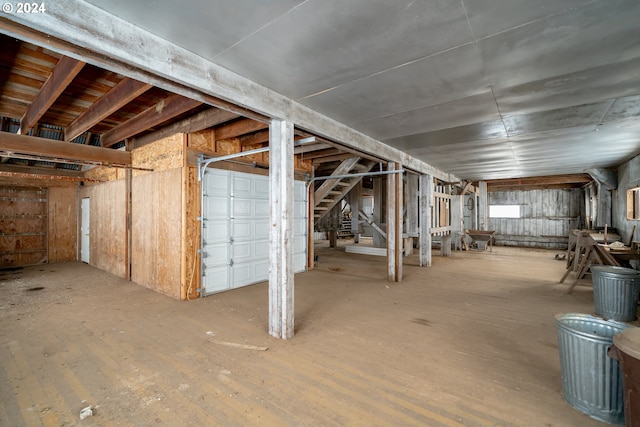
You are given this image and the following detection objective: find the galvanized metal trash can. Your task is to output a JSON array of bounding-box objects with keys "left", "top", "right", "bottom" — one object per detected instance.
[
  {"left": 610, "top": 327, "right": 640, "bottom": 427},
  {"left": 591, "top": 266, "right": 640, "bottom": 322},
  {"left": 556, "top": 313, "right": 630, "bottom": 425}
]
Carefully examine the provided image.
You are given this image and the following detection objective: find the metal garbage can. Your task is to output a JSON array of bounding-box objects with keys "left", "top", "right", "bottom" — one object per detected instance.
[
  {"left": 556, "top": 313, "right": 631, "bottom": 425},
  {"left": 609, "top": 327, "right": 640, "bottom": 427},
  {"left": 591, "top": 266, "right": 640, "bottom": 322}
]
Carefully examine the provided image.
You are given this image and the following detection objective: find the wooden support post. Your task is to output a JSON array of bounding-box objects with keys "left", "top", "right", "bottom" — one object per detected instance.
[
  {"left": 419, "top": 174, "right": 433, "bottom": 267},
  {"left": 442, "top": 234, "right": 452, "bottom": 256},
  {"left": 268, "top": 119, "right": 295, "bottom": 340},
  {"left": 125, "top": 139, "right": 132, "bottom": 281},
  {"left": 450, "top": 195, "right": 464, "bottom": 251},
  {"left": 350, "top": 181, "right": 361, "bottom": 244},
  {"left": 373, "top": 177, "right": 385, "bottom": 248},
  {"left": 478, "top": 181, "right": 488, "bottom": 231},
  {"left": 329, "top": 229, "right": 337, "bottom": 248},
  {"left": 406, "top": 173, "right": 419, "bottom": 237},
  {"left": 387, "top": 163, "right": 403, "bottom": 282},
  {"left": 307, "top": 167, "right": 315, "bottom": 270}
]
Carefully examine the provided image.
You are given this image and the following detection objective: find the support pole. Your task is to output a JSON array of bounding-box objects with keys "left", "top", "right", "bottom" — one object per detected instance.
[
  {"left": 387, "top": 162, "right": 403, "bottom": 282},
  {"left": 419, "top": 174, "right": 433, "bottom": 267},
  {"left": 269, "top": 119, "right": 295, "bottom": 340},
  {"left": 350, "top": 181, "right": 362, "bottom": 244},
  {"left": 478, "top": 181, "right": 488, "bottom": 231}
]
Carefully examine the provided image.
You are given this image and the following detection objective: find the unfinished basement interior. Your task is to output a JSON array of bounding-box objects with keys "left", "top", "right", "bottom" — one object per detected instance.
[{"left": 1, "top": 1, "right": 640, "bottom": 425}]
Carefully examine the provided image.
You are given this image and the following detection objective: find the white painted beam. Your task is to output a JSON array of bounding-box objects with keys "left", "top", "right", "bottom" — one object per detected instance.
[
  {"left": 0, "top": 3, "right": 457, "bottom": 182},
  {"left": 268, "top": 119, "right": 295, "bottom": 340},
  {"left": 419, "top": 174, "right": 433, "bottom": 267}
]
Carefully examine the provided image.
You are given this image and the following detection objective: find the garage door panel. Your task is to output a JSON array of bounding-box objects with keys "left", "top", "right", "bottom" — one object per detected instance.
[
  {"left": 254, "top": 201, "right": 269, "bottom": 216},
  {"left": 254, "top": 219, "right": 270, "bottom": 238},
  {"left": 233, "top": 199, "right": 252, "bottom": 217},
  {"left": 203, "top": 265, "right": 230, "bottom": 293},
  {"left": 232, "top": 221, "right": 252, "bottom": 239},
  {"left": 204, "top": 243, "right": 229, "bottom": 265},
  {"left": 204, "top": 196, "right": 229, "bottom": 216},
  {"left": 202, "top": 169, "right": 307, "bottom": 295},
  {"left": 203, "top": 220, "right": 228, "bottom": 242},
  {"left": 254, "top": 178, "right": 269, "bottom": 198},
  {"left": 204, "top": 170, "right": 229, "bottom": 194}
]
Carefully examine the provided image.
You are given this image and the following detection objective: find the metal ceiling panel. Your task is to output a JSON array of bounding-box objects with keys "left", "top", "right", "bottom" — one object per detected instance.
[
  {"left": 478, "top": 0, "right": 640, "bottom": 90},
  {"left": 463, "top": 0, "right": 594, "bottom": 39},
  {"left": 502, "top": 101, "right": 612, "bottom": 136},
  {"left": 356, "top": 91, "right": 501, "bottom": 140},
  {"left": 494, "top": 57, "right": 640, "bottom": 115},
  {"left": 212, "top": 0, "right": 474, "bottom": 100},
  {"left": 85, "top": 0, "right": 304, "bottom": 60},
  {"left": 301, "top": 43, "right": 488, "bottom": 126}
]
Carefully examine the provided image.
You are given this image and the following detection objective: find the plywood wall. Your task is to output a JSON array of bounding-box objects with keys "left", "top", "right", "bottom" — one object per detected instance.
[
  {"left": 48, "top": 186, "right": 78, "bottom": 263},
  {"left": 79, "top": 180, "right": 127, "bottom": 278},
  {"left": 131, "top": 167, "right": 182, "bottom": 299},
  {"left": 182, "top": 166, "right": 200, "bottom": 300},
  {"left": 0, "top": 186, "right": 47, "bottom": 267},
  {"left": 132, "top": 133, "right": 184, "bottom": 176}
]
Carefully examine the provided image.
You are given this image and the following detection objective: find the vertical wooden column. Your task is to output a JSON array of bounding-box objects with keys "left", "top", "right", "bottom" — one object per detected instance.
[
  {"left": 125, "top": 139, "right": 133, "bottom": 280},
  {"left": 450, "top": 194, "right": 464, "bottom": 251},
  {"left": 478, "top": 181, "right": 488, "bottom": 231},
  {"left": 419, "top": 174, "right": 433, "bottom": 267},
  {"left": 269, "top": 119, "right": 295, "bottom": 340},
  {"left": 387, "top": 163, "right": 403, "bottom": 282},
  {"left": 307, "top": 167, "right": 315, "bottom": 270},
  {"left": 373, "top": 177, "right": 384, "bottom": 248},
  {"left": 406, "top": 173, "right": 419, "bottom": 238},
  {"left": 350, "top": 181, "right": 362, "bottom": 244}
]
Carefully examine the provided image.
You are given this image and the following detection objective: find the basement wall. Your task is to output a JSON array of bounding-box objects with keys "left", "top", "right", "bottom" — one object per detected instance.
[
  {"left": 488, "top": 189, "right": 582, "bottom": 249},
  {"left": 613, "top": 154, "right": 640, "bottom": 245}
]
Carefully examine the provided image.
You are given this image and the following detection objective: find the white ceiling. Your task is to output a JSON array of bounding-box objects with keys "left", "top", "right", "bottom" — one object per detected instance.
[{"left": 85, "top": 0, "right": 640, "bottom": 180}]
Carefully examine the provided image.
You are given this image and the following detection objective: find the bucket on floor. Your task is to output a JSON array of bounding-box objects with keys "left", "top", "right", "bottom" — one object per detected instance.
[
  {"left": 591, "top": 266, "right": 640, "bottom": 322},
  {"left": 556, "top": 313, "right": 630, "bottom": 425},
  {"left": 609, "top": 327, "right": 640, "bottom": 427}
]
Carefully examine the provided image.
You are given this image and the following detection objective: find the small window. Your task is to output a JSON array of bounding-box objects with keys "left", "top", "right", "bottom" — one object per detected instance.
[
  {"left": 490, "top": 205, "right": 521, "bottom": 218},
  {"left": 627, "top": 187, "right": 640, "bottom": 220}
]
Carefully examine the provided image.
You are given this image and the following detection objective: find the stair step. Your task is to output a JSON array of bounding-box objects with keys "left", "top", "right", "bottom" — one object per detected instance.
[
  {"left": 328, "top": 190, "right": 342, "bottom": 195},
  {"left": 351, "top": 163, "right": 369, "bottom": 172},
  {"left": 315, "top": 206, "right": 329, "bottom": 211},
  {"left": 336, "top": 181, "right": 350, "bottom": 186}
]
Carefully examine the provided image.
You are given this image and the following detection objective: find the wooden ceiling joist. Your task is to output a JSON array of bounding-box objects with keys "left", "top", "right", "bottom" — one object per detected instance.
[
  {"left": 131, "top": 107, "right": 239, "bottom": 150},
  {"left": 0, "top": 131, "right": 131, "bottom": 166},
  {"left": 19, "top": 55, "right": 85, "bottom": 135},
  {"left": 0, "top": 162, "right": 82, "bottom": 177},
  {"left": 65, "top": 77, "right": 153, "bottom": 142},
  {"left": 485, "top": 174, "right": 593, "bottom": 191},
  {"left": 215, "top": 118, "right": 268, "bottom": 141},
  {"left": 101, "top": 93, "right": 202, "bottom": 147}
]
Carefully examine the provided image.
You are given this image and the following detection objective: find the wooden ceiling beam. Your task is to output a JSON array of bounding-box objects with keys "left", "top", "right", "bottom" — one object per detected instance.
[
  {"left": 300, "top": 148, "right": 341, "bottom": 160},
  {"left": 215, "top": 118, "right": 268, "bottom": 141},
  {"left": 485, "top": 174, "right": 592, "bottom": 188},
  {"left": 131, "top": 107, "right": 239, "bottom": 150},
  {"left": 0, "top": 162, "right": 83, "bottom": 177},
  {"left": 101, "top": 94, "right": 202, "bottom": 148},
  {"left": 65, "top": 77, "right": 152, "bottom": 142},
  {"left": 0, "top": 131, "right": 130, "bottom": 165},
  {"left": 19, "top": 55, "right": 85, "bottom": 135}
]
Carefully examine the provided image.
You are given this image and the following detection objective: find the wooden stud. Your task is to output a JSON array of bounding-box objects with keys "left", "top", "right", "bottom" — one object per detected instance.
[
  {"left": 478, "top": 181, "right": 488, "bottom": 231},
  {"left": 387, "top": 163, "right": 403, "bottom": 282},
  {"left": 268, "top": 119, "right": 295, "bottom": 340}
]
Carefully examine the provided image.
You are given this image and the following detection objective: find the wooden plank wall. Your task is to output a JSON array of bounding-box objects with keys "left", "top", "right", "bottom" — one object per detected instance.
[
  {"left": 0, "top": 186, "right": 47, "bottom": 267},
  {"left": 48, "top": 186, "right": 78, "bottom": 263},
  {"left": 488, "top": 189, "right": 582, "bottom": 249},
  {"left": 79, "top": 180, "right": 127, "bottom": 278},
  {"left": 131, "top": 168, "right": 182, "bottom": 299}
]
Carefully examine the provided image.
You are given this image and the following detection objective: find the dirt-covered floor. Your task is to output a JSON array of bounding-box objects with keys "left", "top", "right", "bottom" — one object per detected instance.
[{"left": 0, "top": 243, "right": 623, "bottom": 426}]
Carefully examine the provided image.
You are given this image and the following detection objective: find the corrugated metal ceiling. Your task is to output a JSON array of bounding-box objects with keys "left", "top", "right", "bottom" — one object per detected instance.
[{"left": 84, "top": 0, "right": 640, "bottom": 180}]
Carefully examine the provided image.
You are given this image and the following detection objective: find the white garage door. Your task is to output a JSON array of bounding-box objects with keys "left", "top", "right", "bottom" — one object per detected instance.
[{"left": 201, "top": 168, "right": 307, "bottom": 295}]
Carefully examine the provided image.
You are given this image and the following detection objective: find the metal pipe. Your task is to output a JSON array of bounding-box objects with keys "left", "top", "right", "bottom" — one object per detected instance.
[{"left": 308, "top": 168, "right": 405, "bottom": 185}]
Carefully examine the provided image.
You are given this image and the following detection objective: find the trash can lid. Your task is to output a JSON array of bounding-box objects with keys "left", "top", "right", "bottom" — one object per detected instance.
[{"left": 613, "top": 327, "right": 640, "bottom": 359}]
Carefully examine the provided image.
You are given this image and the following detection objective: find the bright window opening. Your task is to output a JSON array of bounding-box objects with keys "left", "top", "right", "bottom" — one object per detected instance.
[{"left": 490, "top": 205, "right": 521, "bottom": 218}]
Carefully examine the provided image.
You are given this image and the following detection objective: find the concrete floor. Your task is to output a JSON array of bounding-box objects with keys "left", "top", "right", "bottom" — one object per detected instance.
[{"left": 0, "top": 244, "right": 622, "bottom": 426}]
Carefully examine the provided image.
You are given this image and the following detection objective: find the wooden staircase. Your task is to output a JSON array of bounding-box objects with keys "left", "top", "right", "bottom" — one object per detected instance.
[{"left": 313, "top": 157, "right": 376, "bottom": 223}]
